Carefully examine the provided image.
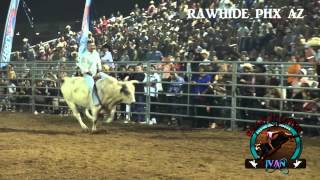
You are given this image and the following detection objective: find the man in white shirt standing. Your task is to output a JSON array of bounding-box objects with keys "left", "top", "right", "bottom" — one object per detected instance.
[
  {"left": 144, "top": 65, "right": 162, "bottom": 125},
  {"left": 78, "top": 42, "right": 108, "bottom": 106},
  {"left": 101, "top": 44, "right": 115, "bottom": 70}
]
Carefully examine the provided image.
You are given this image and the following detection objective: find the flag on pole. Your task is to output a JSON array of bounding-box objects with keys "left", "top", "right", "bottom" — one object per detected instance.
[
  {"left": 78, "top": 0, "right": 92, "bottom": 63},
  {"left": 0, "top": 0, "right": 21, "bottom": 68}
]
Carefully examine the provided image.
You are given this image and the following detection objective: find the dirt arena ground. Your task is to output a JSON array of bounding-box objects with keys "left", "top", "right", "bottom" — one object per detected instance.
[{"left": 0, "top": 112, "right": 319, "bottom": 180}]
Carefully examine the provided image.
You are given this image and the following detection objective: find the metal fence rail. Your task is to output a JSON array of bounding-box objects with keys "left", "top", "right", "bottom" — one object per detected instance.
[{"left": 0, "top": 60, "right": 319, "bottom": 131}]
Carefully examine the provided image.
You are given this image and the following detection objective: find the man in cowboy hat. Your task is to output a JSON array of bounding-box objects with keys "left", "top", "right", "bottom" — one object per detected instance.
[
  {"left": 21, "top": 38, "right": 30, "bottom": 59},
  {"left": 199, "top": 49, "right": 211, "bottom": 66},
  {"left": 238, "top": 62, "right": 256, "bottom": 130}
]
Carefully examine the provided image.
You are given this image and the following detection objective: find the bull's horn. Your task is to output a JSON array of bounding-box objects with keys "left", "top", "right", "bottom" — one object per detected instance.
[
  {"left": 124, "top": 76, "right": 129, "bottom": 81},
  {"left": 130, "top": 80, "right": 139, "bottom": 84}
]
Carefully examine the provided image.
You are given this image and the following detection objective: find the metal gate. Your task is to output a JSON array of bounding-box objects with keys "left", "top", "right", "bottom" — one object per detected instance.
[{"left": 1, "top": 60, "right": 319, "bottom": 131}]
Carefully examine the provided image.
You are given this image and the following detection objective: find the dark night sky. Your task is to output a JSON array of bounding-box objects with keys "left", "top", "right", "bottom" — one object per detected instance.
[{"left": 0, "top": 0, "right": 151, "bottom": 48}]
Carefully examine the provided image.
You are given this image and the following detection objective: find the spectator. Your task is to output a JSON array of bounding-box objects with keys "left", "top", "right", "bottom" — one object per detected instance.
[
  {"left": 166, "top": 72, "right": 185, "bottom": 126},
  {"left": 191, "top": 65, "right": 212, "bottom": 128},
  {"left": 199, "top": 49, "right": 211, "bottom": 66},
  {"left": 21, "top": 38, "right": 30, "bottom": 59},
  {"left": 264, "top": 77, "right": 282, "bottom": 110},
  {"left": 147, "top": 0, "right": 157, "bottom": 16},
  {"left": 131, "top": 63, "right": 146, "bottom": 123},
  {"left": 254, "top": 64, "right": 267, "bottom": 97},
  {"left": 7, "top": 80, "right": 17, "bottom": 112},
  {"left": 64, "top": 25, "right": 74, "bottom": 38},
  {"left": 301, "top": 86, "right": 320, "bottom": 136},
  {"left": 144, "top": 65, "right": 161, "bottom": 124},
  {"left": 16, "top": 79, "right": 31, "bottom": 112},
  {"left": 7, "top": 64, "right": 16, "bottom": 80},
  {"left": 238, "top": 63, "right": 256, "bottom": 130},
  {"left": 145, "top": 45, "right": 163, "bottom": 61},
  {"left": 206, "top": 65, "right": 231, "bottom": 129},
  {"left": 117, "top": 65, "right": 129, "bottom": 119},
  {"left": 101, "top": 44, "right": 114, "bottom": 69},
  {"left": 238, "top": 23, "right": 250, "bottom": 52},
  {"left": 70, "top": 51, "right": 78, "bottom": 61},
  {"left": 52, "top": 43, "right": 66, "bottom": 61},
  {"left": 34, "top": 80, "right": 47, "bottom": 115},
  {"left": 119, "top": 50, "right": 130, "bottom": 62},
  {"left": 88, "top": 32, "right": 95, "bottom": 44},
  {"left": 46, "top": 79, "right": 58, "bottom": 113},
  {"left": 123, "top": 65, "right": 136, "bottom": 122},
  {"left": 287, "top": 56, "right": 302, "bottom": 85},
  {"left": 0, "top": 77, "right": 6, "bottom": 112}
]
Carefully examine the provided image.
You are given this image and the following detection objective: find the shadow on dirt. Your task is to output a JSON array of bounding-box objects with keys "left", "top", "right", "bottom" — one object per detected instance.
[{"left": 0, "top": 128, "right": 78, "bottom": 135}]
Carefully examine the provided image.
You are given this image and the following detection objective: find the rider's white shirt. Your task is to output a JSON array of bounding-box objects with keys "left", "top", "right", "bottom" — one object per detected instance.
[{"left": 79, "top": 50, "right": 102, "bottom": 75}]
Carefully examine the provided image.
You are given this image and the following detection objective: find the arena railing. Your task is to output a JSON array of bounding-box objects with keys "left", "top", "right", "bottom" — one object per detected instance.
[{"left": 0, "top": 60, "right": 319, "bottom": 132}]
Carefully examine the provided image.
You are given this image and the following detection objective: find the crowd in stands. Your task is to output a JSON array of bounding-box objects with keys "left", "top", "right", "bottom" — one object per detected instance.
[{"left": 1, "top": 0, "right": 320, "bottom": 134}]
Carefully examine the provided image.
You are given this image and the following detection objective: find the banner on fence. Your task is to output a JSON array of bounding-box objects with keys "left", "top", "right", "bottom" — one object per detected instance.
[{"left": 0, "top": 0, "right": 21, "bottom": 68}]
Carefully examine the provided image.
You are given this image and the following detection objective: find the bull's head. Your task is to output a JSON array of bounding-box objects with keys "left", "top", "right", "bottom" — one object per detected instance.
[{"left": 119, "top": 79, "right": 138, "bottom": 104}]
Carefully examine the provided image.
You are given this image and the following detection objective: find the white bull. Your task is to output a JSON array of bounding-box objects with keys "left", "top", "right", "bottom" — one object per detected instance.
[{"left": 61, "top": 75, "right": 137, "bottom": 132}]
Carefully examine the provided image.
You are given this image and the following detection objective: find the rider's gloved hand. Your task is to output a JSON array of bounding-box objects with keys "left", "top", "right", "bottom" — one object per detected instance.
[{"left": 93, "top": 75, "right": 100, "bottom": 81}]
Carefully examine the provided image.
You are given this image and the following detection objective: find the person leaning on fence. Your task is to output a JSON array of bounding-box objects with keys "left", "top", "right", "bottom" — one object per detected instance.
[
  {"left": 205, "top": 66, "right": 230, "bottom": 129},
  {"left": 16, "top": 79, "right": 31, "bottom": 112},
  {"left": 158, "top": 58, "right": 174, "bottom": 117},
  {"left": 123, "top": 66, "right": 136, "bottom": 122},
  {"left": 46, "top": 79, "right": 59, "bottom": 114},
  {"left": 118, "top": 65, "right": 130, "bottom": 120},
  {"left": 190, "top": 65, "right": 212, "bottom": 128},
  {"left": 301, "top": 86, "right": 320, "bottom": 136},
  {"left": 238, "top": 63, "right": 256, "bottom": 131},
  {"left": 7, "top": 80, "right": 17, "bottom": 112},
  {"left": 34, "top": 80, "right": 47, "bottom": 115},
  {"left": 0, "top": 77, "right": 6, "bottom": 112},
  {"left": 131, "top": 64, "right": 146, "bottom": 123},
  {"left": 144, "top": 65, "right": 161, "bottom": 125},
  {"left": 254, "top": 64, "right": 267, "bottom": 98},
  {"left": 264, "top": 77, "right": 282, "bottom": 110},
  {"left": 166, "top": 72, "right": 185, "bottom": 126}
]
